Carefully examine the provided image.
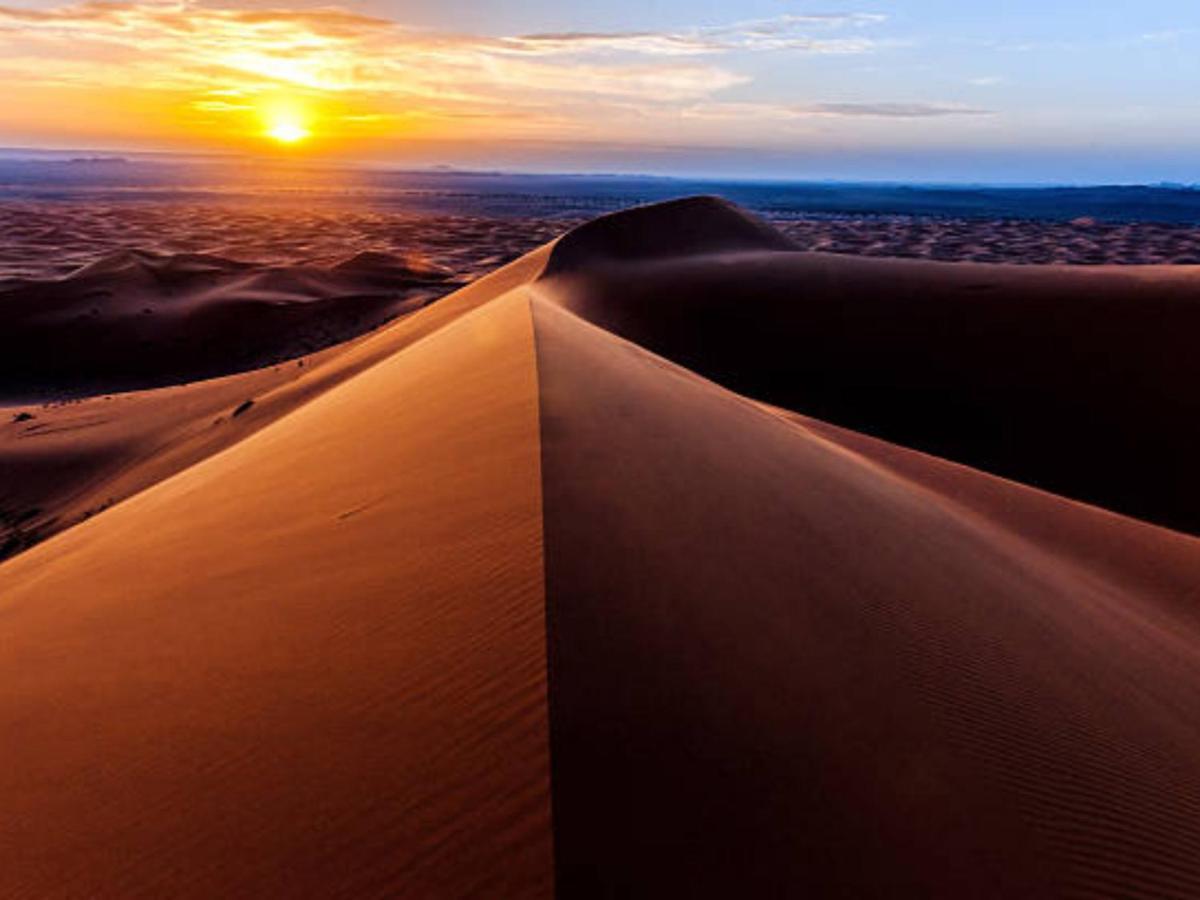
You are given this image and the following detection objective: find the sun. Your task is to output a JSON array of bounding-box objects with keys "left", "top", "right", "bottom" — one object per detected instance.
[
  {"left": 266, "top": 117, "right": 310, "bottom": 144},
  {"left": 259, "top": 100, "right": 313, "bottom": 145}
]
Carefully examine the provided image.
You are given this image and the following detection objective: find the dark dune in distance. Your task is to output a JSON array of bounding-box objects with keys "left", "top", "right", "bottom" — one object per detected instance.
[
  {"left": 1, "top": 197, "right": 1199, "bottom": 898},
  {"left": 0, "top": 247, "right": 453, "bottom": 399}
]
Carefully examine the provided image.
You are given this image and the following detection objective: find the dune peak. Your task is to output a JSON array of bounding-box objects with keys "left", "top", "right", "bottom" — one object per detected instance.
[{"left": 541, "top": 195, "right": 795, "bottom": 277}]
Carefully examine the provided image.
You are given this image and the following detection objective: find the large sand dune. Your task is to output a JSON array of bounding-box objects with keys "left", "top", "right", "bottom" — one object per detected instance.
[
  {"left": 2, "top": 198, "right": 1199, "bottom": 897},
  {"left": 0, "top": 250, "right": 547, "bottom": 559}
]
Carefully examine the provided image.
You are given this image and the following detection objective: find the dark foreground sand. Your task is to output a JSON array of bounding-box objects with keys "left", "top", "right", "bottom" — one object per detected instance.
[{"left": 1, "top": 198, "right": 1199, "bottom": 897}]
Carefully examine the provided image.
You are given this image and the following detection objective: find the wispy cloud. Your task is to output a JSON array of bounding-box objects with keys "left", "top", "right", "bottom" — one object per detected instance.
[
  {"left": 501, "top": 12, "right": 889, "bottom": 56},
  {"left": 683, "top": 100, "right": 993, "bottom": 120},
  {"left": 1, "top": 1, "right": 977, "bottom": 148},
  {"left": 1136, "top": 28, "right": 1199, "bottom": 44},
  {"left": 815, "top": 101, "right": 991, "bottom": 118},
  {"left": 0, "top": 2, "right": 885, "bottom": 96}
]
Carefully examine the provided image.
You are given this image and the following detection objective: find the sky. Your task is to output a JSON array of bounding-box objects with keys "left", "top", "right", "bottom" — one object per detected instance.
[{"left": 0, "top": 0, "right": 1198, "bottom": 180}]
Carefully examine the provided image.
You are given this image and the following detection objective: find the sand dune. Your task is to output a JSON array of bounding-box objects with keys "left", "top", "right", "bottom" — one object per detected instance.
[
  {"left": 2, "top": 198, "right": 1199, "bottom": 897},
  {"left": 5, "top": 201, "right": 1200, "bottom": 290},
  {"left": 544, "top": 197, "right": 1200, "bottom": 533},
  {"left": 0, "top": 286, "right": 553, "bottom": 898},
  {"left": 0, "top": 247, "right": 461, "bottom": 399},
  {"left": 0, "top": 201, "right": 576, "bottom": 284},
  {"left": 0, "top": 249, "right": 548, "bottom": 559},
  {"left": 534, "top": 297, "right": 1200, "bottom": 897}
]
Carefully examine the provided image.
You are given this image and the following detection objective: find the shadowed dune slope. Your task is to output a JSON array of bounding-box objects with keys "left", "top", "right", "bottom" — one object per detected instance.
[
  {"left": 533, "top": 296, "right": 1200, "bottom": 898},
  {"left": 539, "top": 197, "right": 1200, "bottom": 534},
  {"left": 1, "top": 198, "right": 1199, "bottom": 898}
]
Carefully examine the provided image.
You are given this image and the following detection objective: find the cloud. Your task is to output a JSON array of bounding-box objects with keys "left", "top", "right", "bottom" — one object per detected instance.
[
  {"left": 191, "top": 97, "right": 254, "bottom": 112},
  {"left": 683, "top": 101, "right": 993, "bottom": 120},
  {"left": 0, "top": 1, "right": 862, "bottom": 104},
  {"left": 502, "top": 14, "right": 888, "bottom": 56},
  {"left": 499, "top": 31, "right": 725, "bottom": 57},
  {"left": 3, "top": 1, "right": 975, "bottom": 146},
  {"left": 1137, "top": 29, "right": 1198, "bottom": 44},
  {"left": 813, "top": 101, "right": 991, "bottom": 118}
]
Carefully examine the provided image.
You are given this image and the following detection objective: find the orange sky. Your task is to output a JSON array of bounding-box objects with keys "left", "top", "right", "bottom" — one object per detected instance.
[
  {"left": 0, "top": 1, "right": 1001, "bottom": 160},
  {"left": 0, "top": 0, "right": 769, "bottom": 155}
]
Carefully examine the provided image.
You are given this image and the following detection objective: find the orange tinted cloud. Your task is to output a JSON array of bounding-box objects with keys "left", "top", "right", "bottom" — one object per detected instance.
[{"left": 0, "top": 2, "right": 906, "bottom": 151}]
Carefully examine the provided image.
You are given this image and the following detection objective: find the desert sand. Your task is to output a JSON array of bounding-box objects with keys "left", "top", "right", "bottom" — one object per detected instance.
[
  {"left": 0, "top": 248, "right": 453, "bottom": 399},
  {"left": 0, "top": 249, "right": 546, "bottom": 559},
  {"left": 0, "top": 202, "right": 573, "bottom": 284},
  {"left": 2, "top": 197, "right": 1199, "bottom": 897},
  {"left": 5, "top": 200, "right": 1200, "bottom": 291},
  {"left": 775, "top": 214, "right": 1200, "bottom": 264}
]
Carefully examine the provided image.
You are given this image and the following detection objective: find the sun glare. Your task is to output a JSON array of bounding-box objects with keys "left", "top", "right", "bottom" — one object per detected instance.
[
  {"left": 266, "top": 118, "right": 310, "bottom": 144},
  {"left": 260, "top": 100, "right": 313, "bottom": 145}
]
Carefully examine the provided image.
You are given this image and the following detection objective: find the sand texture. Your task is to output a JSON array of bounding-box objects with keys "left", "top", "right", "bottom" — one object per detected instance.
[
  {"left": 0, "top": 284, "right": 553, "bottom": 898},
  {"left": 2, "top": 197, "right": 1199, "bottom": 898}
]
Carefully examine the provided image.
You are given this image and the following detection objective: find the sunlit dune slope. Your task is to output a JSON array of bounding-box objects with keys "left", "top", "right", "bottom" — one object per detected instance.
[
  {"left": 2, "top": 198, "right": 1199, "bottom": 898},
  {"left": 0, "top": 248, "right": 548, "bottom": 559},
  {"left": 0, "top": 286, "right": 553, "bottom": 898}
]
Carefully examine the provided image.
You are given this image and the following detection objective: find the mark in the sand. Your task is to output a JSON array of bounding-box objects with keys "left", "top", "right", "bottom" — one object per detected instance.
[
  {"left": 12, "top": 411, "right": 34, "bottom": 423},
  {"left": 337, "top": 498, "right": 384, "bottom": 521},
  {"left": 16, "top": 416, "right": 108, "bottom": 438},
  {"left": 0, "top": 505, "right": 48, "bottom": 561},
  {"left": 81, "top": 498, "right": 115, "bottom": 521},
  {"left": 232, "top": 399, "right": 255, "bottom": 418}
]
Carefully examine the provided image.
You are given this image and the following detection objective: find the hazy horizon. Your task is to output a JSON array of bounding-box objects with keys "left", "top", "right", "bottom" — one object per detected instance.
[{"left": 2, "top": 144, "right": 1199, "bottom": 187}]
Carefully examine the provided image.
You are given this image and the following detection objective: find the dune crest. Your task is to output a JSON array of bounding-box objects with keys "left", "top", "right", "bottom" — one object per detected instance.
[
  {"left": 2, "top": 199, "right": 1199, "bottom": 898},
  {"left": 542, "top": 195, "right": 794, "bottom": 276}
]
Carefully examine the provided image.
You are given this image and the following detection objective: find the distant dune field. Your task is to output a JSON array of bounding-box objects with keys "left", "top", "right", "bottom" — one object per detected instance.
[{"left": 2, "top": 198, "right": 1199, "bottom": 897}]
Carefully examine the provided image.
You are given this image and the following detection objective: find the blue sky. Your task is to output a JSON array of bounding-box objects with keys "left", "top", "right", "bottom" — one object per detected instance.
[
  {"left": 2, "top": 0, "right": 1198, "bottom": 180},
  {"left": 392, "top": 0, "right": 1200, "bottom": 180}
]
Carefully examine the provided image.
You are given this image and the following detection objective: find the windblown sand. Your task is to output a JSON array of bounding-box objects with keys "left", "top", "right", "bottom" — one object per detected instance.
[{"left": 2, "top": 197, "right": 1199, "bottom": 897}]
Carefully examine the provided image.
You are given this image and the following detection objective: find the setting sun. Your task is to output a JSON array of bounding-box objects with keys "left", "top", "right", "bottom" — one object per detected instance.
[
  {"left": 259, "top": 99, "right": 313, "bottom": 145},
  {"left": 265, "top": 118, "right": 310, "bottom": 144}
]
